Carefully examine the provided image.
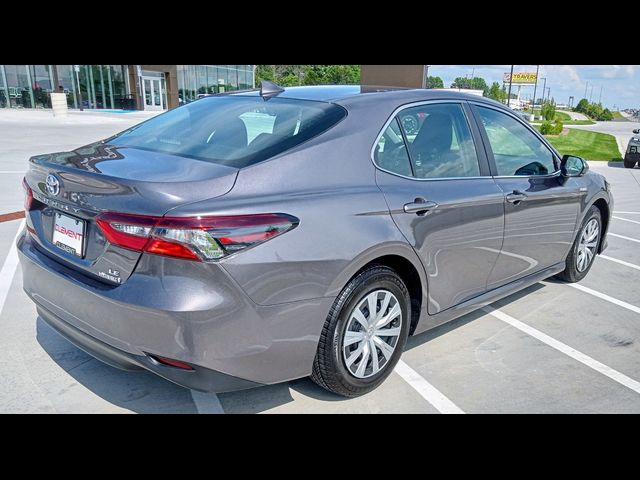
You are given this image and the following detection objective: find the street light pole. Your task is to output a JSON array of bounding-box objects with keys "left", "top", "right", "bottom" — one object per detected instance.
[
  {"left": 590, "top": 85, "right": 594, "bottom": 102},
  {"left": 599, "top": 86, "right": 603, "bottom": 104},
  {"left": 531, "top": 65, "right": 540, "bottom": 115},
  {"left": 507, "top": 65, "right": 514, "bottom": 108},
  {"left": 584, "top": 81, "right": 589, "bottom": 99}
]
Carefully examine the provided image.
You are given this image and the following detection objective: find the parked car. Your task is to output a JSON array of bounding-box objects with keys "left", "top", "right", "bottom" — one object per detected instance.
[
  {"left": 19, "top": 84, "right": 613, "bottom": 397},
  {"left": 624, "top": 128, "right": 640, "bottom": 169}
]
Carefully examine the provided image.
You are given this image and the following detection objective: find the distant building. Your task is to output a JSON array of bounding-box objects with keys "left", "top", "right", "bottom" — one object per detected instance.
[{"left": 0, "top": 65, "right": 255, "bottom": 111}]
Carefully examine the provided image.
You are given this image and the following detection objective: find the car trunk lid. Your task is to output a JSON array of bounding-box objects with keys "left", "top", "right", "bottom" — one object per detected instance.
[{"left": 24, "top": 142, "right": 238, "bottom": 285}]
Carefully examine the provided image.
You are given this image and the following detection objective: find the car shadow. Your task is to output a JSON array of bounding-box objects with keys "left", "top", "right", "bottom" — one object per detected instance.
[
  {"left": 608, "top": 161, "right": 630, "bottom": 168},
  {"left": 36, "top": 282, "right": 548, "bottom": 413}
]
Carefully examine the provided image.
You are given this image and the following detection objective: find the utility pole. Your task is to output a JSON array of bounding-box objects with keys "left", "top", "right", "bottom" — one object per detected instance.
[
  {"left": 589, "top": 85, "right": 594, "bottom": 102},
  {"left": 546, "top": 87, "right": 551, "bottom": 103},
  {"left": 540, "top": 77, "right": 547, "bottom": 106},
  {"left": 531, "top": 65, "right": 540, "bottom": 115},
  {"left": 584, "top": 81, "right": 589, "bottom": 99},
  {"left": 423, "top": 65, "right": 430, "bottom": 89},
  {"left": 74, "top": 65, "right": 83, "bottom": 111},
  {"left": 599, "top": 86, "right": 603, "bottom": 104},
  {"left": 507, "top": 65, "right": 514, "bottom": 108}
]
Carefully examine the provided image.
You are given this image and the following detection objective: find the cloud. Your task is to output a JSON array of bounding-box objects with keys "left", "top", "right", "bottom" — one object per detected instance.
[{"left": 542, "top": 65, "right": 581, "bottom": 85}]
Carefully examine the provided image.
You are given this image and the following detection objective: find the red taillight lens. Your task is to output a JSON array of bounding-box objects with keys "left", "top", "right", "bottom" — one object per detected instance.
[
  {"left": 96, "top": 212, "right": 156, "bottom": 250},
  {"left": 95, "top": 212, "right": 299, "bottom": 261},
  {"left": 22, "top": 177, "right": 34, "bottom": 211}
]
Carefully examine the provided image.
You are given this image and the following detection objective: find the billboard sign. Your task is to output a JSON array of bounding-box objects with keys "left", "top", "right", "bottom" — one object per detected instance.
[{"left": 503, "top": 72, "right": 537, "bottom": 85}]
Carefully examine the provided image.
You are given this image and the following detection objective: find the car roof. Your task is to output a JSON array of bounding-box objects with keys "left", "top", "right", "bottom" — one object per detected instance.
[{"left": 229, "top": 84, "right": 504, "bottom": 108}]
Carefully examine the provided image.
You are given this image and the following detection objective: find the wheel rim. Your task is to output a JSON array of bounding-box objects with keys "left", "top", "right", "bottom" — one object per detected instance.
[
  {"left": 577, "top": 218, "right": 600, "bottom": 273},
  {"left": 342, "top": 290, "right": 402, "bottom": 379}
]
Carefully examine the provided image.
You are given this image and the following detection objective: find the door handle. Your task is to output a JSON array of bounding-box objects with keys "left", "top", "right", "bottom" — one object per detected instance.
[
  {"left": 403, "top": 199, "right": 438, "bottom": 215},
  {"left": 506, "top": 190, "right": 527, "bottom": 205}
]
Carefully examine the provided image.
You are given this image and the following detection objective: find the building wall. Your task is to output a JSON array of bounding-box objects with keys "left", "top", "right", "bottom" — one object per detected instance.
[
  {"left": 1, "top": 65, "right": 254, "bottom": 111},
  {"left": 361, "top": 65, "right": 426, "bottom": 88}
]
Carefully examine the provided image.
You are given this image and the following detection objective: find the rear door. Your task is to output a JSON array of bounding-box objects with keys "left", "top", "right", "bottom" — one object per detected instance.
[
  {"left": 470, "top": 104, "right": 582, "bottom": 289},
  {"left": 375, "top": 101, "right": 505, "bottom": 315}
]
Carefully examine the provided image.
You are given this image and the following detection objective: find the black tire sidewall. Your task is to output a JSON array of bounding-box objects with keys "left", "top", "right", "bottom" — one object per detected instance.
[
  {"left": 564, "top": 206, "right": 602, "bottom": 282},
  {"left": 315, "top": 267, "right": 411, "bottom": 396}
]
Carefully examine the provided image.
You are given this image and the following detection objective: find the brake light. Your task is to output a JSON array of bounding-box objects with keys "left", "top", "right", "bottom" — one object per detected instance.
[
  {"left": 22, "top": 177, "right": 33, "bottom": 211},
  {"left": 96, "top": 212, "right": 299, "bottom": 261}
]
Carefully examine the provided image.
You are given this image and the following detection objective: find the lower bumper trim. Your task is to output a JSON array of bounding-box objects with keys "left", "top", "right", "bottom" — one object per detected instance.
[{"left": 37, "top": 305, "right": 263, "bottom": 393}]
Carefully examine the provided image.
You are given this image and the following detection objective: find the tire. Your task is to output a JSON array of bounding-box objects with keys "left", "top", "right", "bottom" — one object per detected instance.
[
  {"left": 624, "top": 158, "right": 637, "bottom": 169},
  {"left": 311, "top": 265, "right": 411, "bottom": 397},
  {"left": 556, "top": 206, "right": 602, "bottom": 283}
]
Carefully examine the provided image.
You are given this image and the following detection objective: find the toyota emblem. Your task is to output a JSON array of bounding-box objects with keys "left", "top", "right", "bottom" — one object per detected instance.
[{"left": 46, "top": 173, "right": 60, "bottom": 196}]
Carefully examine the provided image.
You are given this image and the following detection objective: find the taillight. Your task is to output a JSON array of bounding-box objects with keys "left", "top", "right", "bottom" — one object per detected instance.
[
  {"left": 22, "top": 177, "right": 33, "bottom": 211},
  {"left": 96, "top": 212, "right": 299, "bottom": 262}
]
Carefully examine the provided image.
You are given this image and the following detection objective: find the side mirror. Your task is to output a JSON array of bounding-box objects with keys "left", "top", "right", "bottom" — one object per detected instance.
[
  {"left": 633, "top": 129, "right": 640, "bottom": 135},
  {"left": 561, "top": 155, "right": 589, "bottom": 177}
]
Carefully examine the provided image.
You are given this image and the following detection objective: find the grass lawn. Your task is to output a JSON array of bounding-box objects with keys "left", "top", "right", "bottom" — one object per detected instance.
[
  {"left": 612, "top": 111, "right": 624, "bottom": 120},
  {"left": 531, "top": 109, "right": 595, "bottom": 125},
  {"left": 536, "top": 127, "right": 622, "bottom": 161}
]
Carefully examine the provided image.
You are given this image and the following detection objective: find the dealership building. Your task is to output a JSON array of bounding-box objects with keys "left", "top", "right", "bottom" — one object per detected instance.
[{"left": 0, "top": 65, "right": 255, "bottom": 111}]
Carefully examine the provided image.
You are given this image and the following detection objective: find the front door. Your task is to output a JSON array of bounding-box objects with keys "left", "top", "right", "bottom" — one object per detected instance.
[
  {"left": 471, "top": 104, "right": 583, "bottom": 289},
  {"left": 142, "top": 76, "right": 164, "bottom": 111},
  {"left": 375, "top": 102, "right": 505, "bottom": 315}
]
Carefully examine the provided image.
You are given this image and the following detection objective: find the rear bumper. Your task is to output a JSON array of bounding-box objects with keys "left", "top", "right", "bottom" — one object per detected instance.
[
  {"left": 37, "top": 304, "right": 260, "bottom": 392},
  {"left": 18, "top": 230, "right": 334, "bottom": 391}
]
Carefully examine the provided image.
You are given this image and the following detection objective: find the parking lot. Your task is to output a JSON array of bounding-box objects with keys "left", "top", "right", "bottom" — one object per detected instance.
[{"left": 2, "top": 111, "right": 640, "bottom": 413}]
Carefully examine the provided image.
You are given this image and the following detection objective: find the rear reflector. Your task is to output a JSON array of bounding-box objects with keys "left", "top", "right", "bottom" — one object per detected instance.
[
  {"left": 149, "top": 354, "right": 194, "bottom": 371},
  {"left": 96, "top": 212, "right": 299, "bottom": 262}
]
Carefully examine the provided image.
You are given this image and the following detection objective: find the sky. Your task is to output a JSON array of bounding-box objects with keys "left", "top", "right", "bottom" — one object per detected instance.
[{"left": 430, "top": 65, "right": 640, "bottom": 110}]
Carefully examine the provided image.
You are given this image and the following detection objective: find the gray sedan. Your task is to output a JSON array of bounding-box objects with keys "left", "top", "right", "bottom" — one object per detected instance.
[{"left": 19, "top": 84, "right": 613, "bottom": 397}]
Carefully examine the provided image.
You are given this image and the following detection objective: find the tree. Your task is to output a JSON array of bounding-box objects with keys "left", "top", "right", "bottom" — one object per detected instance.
[
  {"left": 574, "top": 98, "right": 589, "bottom": 114},
  {"left": 255, "top": 65, "right": 361, "bottom": 87},
  {"left": 487, "top": 82, "right": 506, "bottom": 103},
  {"left": 426, "top": 76, "right": 444, "bottom": 89},
  {"left": 451, "top": 76, "right": 488, "bottom": 95},
  {"left": 541, "top": 99, "right": 556, "bottom": 121},
  {"left": 601, "top": 108, "right": 614, "bottom": 121}
]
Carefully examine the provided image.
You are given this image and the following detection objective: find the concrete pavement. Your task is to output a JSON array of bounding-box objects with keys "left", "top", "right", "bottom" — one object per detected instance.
[
  {"left": 0, "top": 109, "right": 159, "bottom": 215},
  {"left": 3, "top": 112, "right": 640, "bottom": 413}
]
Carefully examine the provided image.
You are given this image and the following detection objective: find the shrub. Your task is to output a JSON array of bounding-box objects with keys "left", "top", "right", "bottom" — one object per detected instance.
[
  {"left": 552, "top": 119, "right": 564, "bottom": 135},
  {"left": 540, "top": 121, "right": 554, "bottom": 135},
  {"left": 540, "top": 119, "right": 564, "bottom": 136}
]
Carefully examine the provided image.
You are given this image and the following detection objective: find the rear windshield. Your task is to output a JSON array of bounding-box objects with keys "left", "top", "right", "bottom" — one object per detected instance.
[{"left": 109, "top": 96, "right": 347, "bottom": 168}]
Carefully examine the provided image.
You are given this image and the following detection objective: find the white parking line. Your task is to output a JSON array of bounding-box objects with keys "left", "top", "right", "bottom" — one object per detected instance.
[
  {"left": 0, "top": 220, "right": 25, "bottom": 316},
  {"left": 0, "top": 171, "right": 25, "bottom": 174},
  {"left": 567, "top": 284, "right": 640, "bottom": 315},
  {"left": 613, "top": 216, "right": 640, "bottom": 226},
  {"left": 190, "top": 390, "right": 225, "bottom": 414},
  {"left": 394, "top": 360, "right": 465, "bottom": 414},
  {"left": 599, "top": 255, "right": 640, "bottom": 272},
  {"left": 614, "top": 211, "right": 640, "bottom": 215},
  {"left": 609, "top": 233, "right": 640, "bottom": 244},
  {"left": 483, "top": 306, "right": 640, "bottom": 396}
]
